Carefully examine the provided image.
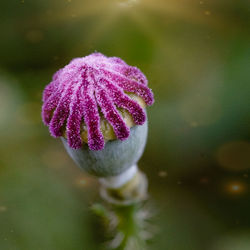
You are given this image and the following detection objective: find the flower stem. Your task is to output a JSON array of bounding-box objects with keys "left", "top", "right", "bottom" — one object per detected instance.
[
  {"left": 99, "top": 165, "right": 148, "bottom": 205},
  {"left": 92, "top": 165, "right": 152, "bottom": 250}
]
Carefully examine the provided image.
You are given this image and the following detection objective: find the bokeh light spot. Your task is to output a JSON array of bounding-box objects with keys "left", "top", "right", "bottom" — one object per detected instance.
[
  {"left": 223, "top": 180, "right": 247, "bottom": 196},
  {"left": 158, "top": 171, "right": 168, "bottom": 178},
  {"left": 74, "top": 175, "right": 96, "bottom": 188},
  {"left": 74, "top": 178, "right": 87, "bottom": 187},
  {"left": 204, "top": 10, "right": 211, "bottom": 16},
  {"left": 0, "top": 206, "right": 7, "bottom": 212},
  {"left": 115, "top": 0, "right": 139, "bottom": 8}
]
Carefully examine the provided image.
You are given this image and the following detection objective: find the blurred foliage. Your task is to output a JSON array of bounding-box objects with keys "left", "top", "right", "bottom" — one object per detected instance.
[{"left": 0, "top": 0, "right": 250, "bottom": 249}]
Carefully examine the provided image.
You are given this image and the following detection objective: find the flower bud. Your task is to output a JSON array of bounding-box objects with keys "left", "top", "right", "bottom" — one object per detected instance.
[{"left": 41, "top": 52, "right": 154, "bottom": 177}]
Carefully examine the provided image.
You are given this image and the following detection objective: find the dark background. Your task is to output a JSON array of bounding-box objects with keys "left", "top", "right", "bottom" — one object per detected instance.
[{"left": 0, "top": 0, "right": 250, "bottom": 249}]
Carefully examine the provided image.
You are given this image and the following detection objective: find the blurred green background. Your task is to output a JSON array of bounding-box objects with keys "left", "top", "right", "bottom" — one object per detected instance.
[{"left": 0, "top": 0, "right": 250, "bottom": 249}]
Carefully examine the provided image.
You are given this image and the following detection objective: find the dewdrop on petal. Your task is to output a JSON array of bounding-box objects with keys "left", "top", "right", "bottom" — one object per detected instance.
[{"left": 42, "top": 52, "right": 154, "bottom": 177}]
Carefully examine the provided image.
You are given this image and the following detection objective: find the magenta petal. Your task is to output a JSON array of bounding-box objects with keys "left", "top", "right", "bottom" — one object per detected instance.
[
  {"left": 117, "top": 96, "right": 146, "bottom": 125},
  {"left": 43, "top": 83, "right": 55, "bottom": 103},
  {"left": 49, "top": 79, "right": 77, "bottom": 137},
  {"left": 42, "top": 91, "right": 62, "bottom": 125},
  {"left": 123, "top": 66, "right": 148, "bottom": 85},
  {"left": 96, "top": 84, "right": 129, "bottom": 140},
  {"left": 100, "top": 69, "right": 154, "bottom": 105},
  {"left": 66, "top": 87, "right": 84, "bottom": 149},
  {"left": 82, "top": 85, "right": 104, "bottom": 151},
  {"left": 101, "top": 78, "right": 146, "bottom": 125}
]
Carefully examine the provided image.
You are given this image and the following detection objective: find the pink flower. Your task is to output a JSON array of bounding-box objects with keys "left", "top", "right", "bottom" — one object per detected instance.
[{"left": 42, "top": 52, "right": 154, "bottom": 150}]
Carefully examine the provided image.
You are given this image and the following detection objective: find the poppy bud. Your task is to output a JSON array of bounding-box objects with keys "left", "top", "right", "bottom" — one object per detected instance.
[{"left": 42, "top": 52, "right": 154, "bottom": 177}]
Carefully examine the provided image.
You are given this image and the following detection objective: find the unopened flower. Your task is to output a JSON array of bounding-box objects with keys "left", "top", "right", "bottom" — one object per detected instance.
[
  {"left": 42, "top": 52, "right": 154, "bottom": 177},
  {"left": 42, "top": 52, "right": 154, "bottom": 151}
]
